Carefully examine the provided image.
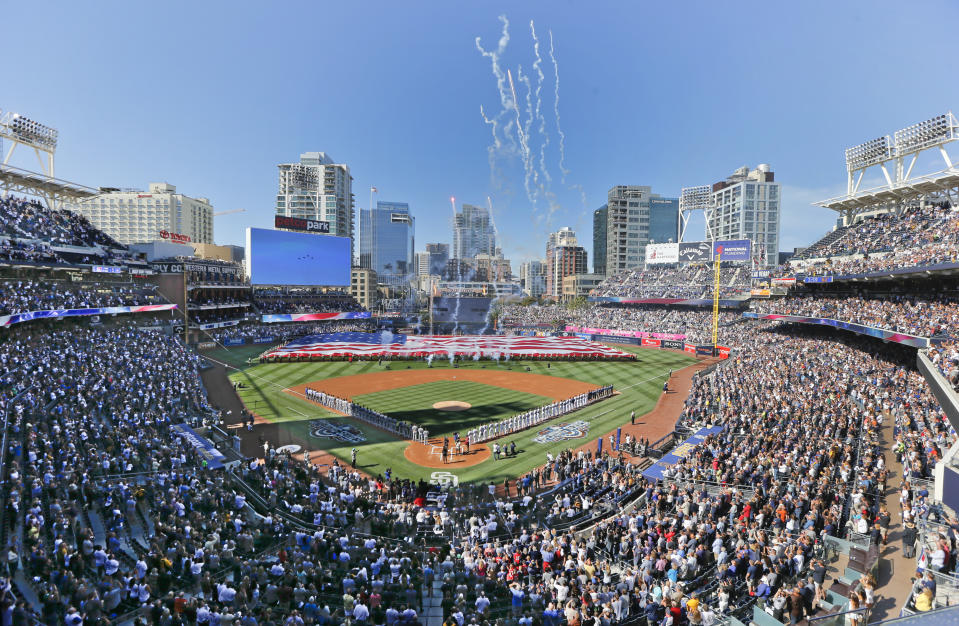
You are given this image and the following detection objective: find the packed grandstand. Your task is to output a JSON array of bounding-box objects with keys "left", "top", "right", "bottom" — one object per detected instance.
[{"left": 1, "top": 158, "right": 959, "bottom": 626}]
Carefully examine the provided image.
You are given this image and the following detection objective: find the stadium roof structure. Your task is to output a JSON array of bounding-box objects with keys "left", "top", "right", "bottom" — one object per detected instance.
[
  {"left": 817, "top": 112, "right": 959, "bottom": 221},
  {"left": 1, "top": 108, "right": 97, "bottom": 208},
  {"left": 0, "top": 162, "right": 97, "bottom": 208}
]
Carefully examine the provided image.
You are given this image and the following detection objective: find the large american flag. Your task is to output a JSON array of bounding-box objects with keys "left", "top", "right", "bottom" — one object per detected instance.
[{"left": 262, "top": 332, "right": 635, "bottom": 359}]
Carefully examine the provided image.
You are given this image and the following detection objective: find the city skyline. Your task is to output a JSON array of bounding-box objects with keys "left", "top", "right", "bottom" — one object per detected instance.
[{"left": 4, "top": 1, "right": 959, "bottom": 264}]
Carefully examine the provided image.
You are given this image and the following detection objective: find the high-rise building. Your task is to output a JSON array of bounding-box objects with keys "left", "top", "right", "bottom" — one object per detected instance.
[
  {"left": 425, "top": 243, "right": 450, "bottom": 276},
  {"left": 275, "top": 151, "right": 353, "bottom": 246},
  {"left": 604, "top": 186, "right": 679, "bottom": 273},
  {"left": 414, "top": 252, "right": 431, "bottom": 277},
  {"left": 350, "top": 268, "right": 378, "bottom": 309},
  {"left": 707, "top": 165, "right": 780, "bottom": 267},
  {"left": 69, "top": 182, "right": 213, "bottom": 246},
  {"left": 648, "top": 197, "right": 679, "bottom": 245},
  {"left": 358, "top": 201, "right": 414, "bottom": 284},
  {"left": 546, "top": 227, "right": 588, "bottom": 299},
  {"left": 474, "top": 252, "right": 511, "bottom": 282},
  {"left": 452, "top": 203, "right": 496, "bottom": 261},
  {"left": 593, "top": 205, "right": 608, "bottom": 276},
  {"left": 519, "top": 260, "right": 547, "bottom": 298}
]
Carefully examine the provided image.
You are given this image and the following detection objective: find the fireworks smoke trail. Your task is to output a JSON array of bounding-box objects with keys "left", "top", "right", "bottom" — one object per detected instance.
[
  {"left": 476, "top": 15, "right": 516, "bottom": 186},
  {"left": 529, "top": 20, "right": 551, "bottom": 190},
  {"left": 512, "top": 66, "right": 537, "bottom": 205},
  {"left": 548, "top": 29, "right": 570, "bottom": 183}
]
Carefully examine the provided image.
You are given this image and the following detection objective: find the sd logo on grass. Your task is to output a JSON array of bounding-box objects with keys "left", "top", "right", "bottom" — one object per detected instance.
[
  {"left": 309, "top": 420, "right": 367, "bottom": 443},
  {"left": 532, "top": 420, "right": 590, "bottom": 444}
]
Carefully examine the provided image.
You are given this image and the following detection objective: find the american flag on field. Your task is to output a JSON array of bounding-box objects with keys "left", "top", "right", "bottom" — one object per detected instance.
[{"left": 262, "top": 332, "right": 635, "bottom": 359}]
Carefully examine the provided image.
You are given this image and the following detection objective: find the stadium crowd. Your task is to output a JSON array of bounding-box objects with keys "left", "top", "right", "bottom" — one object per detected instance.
[
  {"left": 0, "top": 279, "right": 163, "bottom": 316},
  {"left": 591, "top": 265, "right": 751, "bottom": 300},
  {"left": 797, "top": 203, "right": 957, "bottom": 261},
  {"left": 0, "top": 196, "right": 122, "bottom": 250},
  {"left": 754, "top": 293, "right": 959, "bottom": 338}
]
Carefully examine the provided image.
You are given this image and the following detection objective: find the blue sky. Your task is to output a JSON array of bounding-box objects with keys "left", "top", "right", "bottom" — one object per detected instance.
[{"left": 5, "top": 0, "right": 959, "bottom": 266}]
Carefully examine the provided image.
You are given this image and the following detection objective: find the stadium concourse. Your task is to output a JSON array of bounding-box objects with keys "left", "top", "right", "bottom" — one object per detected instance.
[{"left": 0, "top": 190, "right": 956, "bottom": 626}]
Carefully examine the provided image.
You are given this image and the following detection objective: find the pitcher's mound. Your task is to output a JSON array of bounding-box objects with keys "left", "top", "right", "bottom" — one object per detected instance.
[{"left": 433, "top": 401, "right": 472, "bottom": 411}]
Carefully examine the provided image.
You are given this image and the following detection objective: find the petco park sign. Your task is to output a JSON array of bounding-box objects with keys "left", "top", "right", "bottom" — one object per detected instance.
[
  {"left": 159, "top": 230, "right": 191, "bottom": 243},
  {"left": 275, "top": 215, "right": 330, "bottom": 233}
]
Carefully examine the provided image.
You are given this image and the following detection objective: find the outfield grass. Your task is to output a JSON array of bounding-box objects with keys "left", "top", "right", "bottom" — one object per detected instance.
[
  {"left": 227, "top": 345, "right": 695, "bottom": 484},
  {"left": 353, "top": 381, "right": 552, "bottom": 435}
]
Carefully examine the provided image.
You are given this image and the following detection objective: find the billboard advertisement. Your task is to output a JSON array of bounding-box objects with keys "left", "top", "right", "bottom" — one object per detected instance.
[
  {"left": 641, "top": 338, "right": 661, "bottom": 347},
  {"left": 246, "top": 227, "right": 351, "bottom": 286},
  {"left": 274, "top": 215, "right": 330, "bottom": 234},
  {"left": 646, "top": 242, "right": 679, "bottom": 265},
  {"left": 678, "top": 241, "right": 711, "bottom": 263},
  {"left": 662, "top": 339, "right": 684, "bottom": 350},
  {"left": 683, "top": 343, "right": 697, "bottom": 354},
  {"left": 712, "top": 239, "right": 751, "bottom": 262}
]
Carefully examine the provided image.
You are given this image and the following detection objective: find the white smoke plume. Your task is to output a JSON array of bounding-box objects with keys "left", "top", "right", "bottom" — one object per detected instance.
[
  {"left": 548, "top": 29, "right": 570, "bottom": 183},
  {"left": 529, "top": 20, "right": 551, "bottom": 192}
]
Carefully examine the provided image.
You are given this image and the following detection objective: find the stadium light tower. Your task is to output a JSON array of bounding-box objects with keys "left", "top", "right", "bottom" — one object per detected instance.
[
  {"left": 0, "top": 110, "right": 58, "bottom": 178},
  {"left": 678, "top": 185, "right": 714, "bottom": 241},
  {"left": 821, "top": 111, "right": 959, "bottom": 223}
]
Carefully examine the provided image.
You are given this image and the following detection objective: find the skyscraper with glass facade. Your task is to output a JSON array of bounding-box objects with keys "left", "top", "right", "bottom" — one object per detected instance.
[{"left": 358, "top": 201, "right": 414, "bottom": 284}]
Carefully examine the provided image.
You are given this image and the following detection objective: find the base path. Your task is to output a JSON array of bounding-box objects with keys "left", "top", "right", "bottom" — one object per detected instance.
[{"left": 286, "top": 369, "right": 599, "bottom": 403}]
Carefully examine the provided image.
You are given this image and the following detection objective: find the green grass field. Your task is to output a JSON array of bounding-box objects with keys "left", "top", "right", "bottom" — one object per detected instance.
[
  {"left": 226, "top": 345, "right": 695, "bottom": 485},
  {"left": 354, "top": 381, "right": 552, "bottom": 435}
]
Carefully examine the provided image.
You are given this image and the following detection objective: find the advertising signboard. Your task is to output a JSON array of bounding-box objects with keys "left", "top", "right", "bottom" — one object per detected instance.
[{"left": 712, "top": 239, "right": 751, "bottom": 262}]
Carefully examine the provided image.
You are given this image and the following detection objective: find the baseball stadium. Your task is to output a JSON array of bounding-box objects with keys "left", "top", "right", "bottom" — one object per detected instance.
[{"left": 3, "top": 5, "right": 959, "bottom": 626}]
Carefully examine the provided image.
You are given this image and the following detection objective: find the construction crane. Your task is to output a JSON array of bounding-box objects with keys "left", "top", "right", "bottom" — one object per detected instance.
[{"left": 214, "top": 208, "right": 246, "bottom": 217}]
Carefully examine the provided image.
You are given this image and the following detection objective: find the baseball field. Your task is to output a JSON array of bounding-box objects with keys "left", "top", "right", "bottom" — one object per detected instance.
[{"left": 226, "top": 344, "right": 696, "bottom": 485}]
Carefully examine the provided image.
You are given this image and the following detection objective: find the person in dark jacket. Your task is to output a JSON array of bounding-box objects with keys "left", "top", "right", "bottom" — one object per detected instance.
[{"left": 902, "top": 520, "right": 918, "bottom": 558}]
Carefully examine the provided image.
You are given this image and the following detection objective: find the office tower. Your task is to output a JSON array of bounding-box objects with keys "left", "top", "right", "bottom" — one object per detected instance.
[
  {"left": 545, "top": 227, "right": 588, "bottom": 299},
  {"left": 604, "top": 186, "right": 679, "bottom": 273},
  {"left": 593, "top": 205, "right": 608, "bottom": 275},
  {"left": 275, "top": 151, "right": 353, "bottom": 243},
  {"left": 519, "top": 260, "right": 547, "bottom": 298},
  {"left": 425, "top": 243, "right": 450, "bottom": 276},
  {"left": 707, "top": 165, "right": 780, "bottom": 267},
  {"left": 358, "top": 201, "right": 414, "bottom": 284},
  {"left": 452, "top": 203, "right": 496, "bottom": 260}
]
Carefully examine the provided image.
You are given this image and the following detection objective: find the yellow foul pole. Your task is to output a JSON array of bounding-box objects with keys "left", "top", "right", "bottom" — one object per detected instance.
[{"left": 712, "top": 252, "right": 721, "bottom": 350}]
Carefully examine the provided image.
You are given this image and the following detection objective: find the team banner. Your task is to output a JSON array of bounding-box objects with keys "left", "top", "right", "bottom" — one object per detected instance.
[
  {"left": 646, "top": 242, "right": 679, "bottom": 265},
  {"left": 170, "top": 424, "right": 226, "bottom": 469},
  {"left": 742, "top": 312, "right": 930, "bottom": 348},
  {"left": 261, "top": 311, "right": 373, "bottom": 323},
  {"left": 641, "top": 338, "right": 661, "bottom": 347},
  {"left": 678, "top": 241, "right": 711, "bottom": 263},
  {"left": 643, "top": 426, "right": 724, "bottom": 480},
  {"left": 263, "top": 332, "right": 636, "bottom": 360},
  {"left": 564, "top": 326, "right": 686, "bottom": 340},
  {"left": 713, "top": 239, "right": 751, "bottom": 262},
  {"left": 0, "top": 303, "right": 177, "bottom": 328}
]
